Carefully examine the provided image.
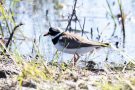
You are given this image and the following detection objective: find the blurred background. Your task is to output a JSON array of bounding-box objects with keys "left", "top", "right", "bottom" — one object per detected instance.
[{"left": 1, "top": 0, "right": 135, "bottom": 67}]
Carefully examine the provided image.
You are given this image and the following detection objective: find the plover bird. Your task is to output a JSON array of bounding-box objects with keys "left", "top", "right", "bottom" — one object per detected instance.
[{"left": 44, "top": 27, "right": 109, "bottom": 65}]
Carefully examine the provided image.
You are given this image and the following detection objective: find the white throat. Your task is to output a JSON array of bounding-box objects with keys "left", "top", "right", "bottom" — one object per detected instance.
[{"left": 51, "top": 32, "right": 63, "bottom": 39}]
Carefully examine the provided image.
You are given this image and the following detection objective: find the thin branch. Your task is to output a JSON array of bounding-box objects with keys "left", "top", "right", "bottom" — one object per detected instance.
[
  {"left": 65, "top": 0, "right": 77, "bottom": 31},
  {"left": 118, "top": 0, "right": 125, "bottom": 48},
  {"left": 82, "top": 17, "right": 86, "bottom": 36},
  {"left": 90, "top": 28, "right": 93, "bottom": 39},
  {"left": 5, "top": 23, "right": 24, "bottom": 48},
  {"left": 106, "top": 0, "right": 117, "bottom": 36}
]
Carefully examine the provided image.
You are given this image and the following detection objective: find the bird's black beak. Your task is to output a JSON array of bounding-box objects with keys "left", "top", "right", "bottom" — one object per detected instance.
[{"left": 44, "top": 32, "right": 50, "bottom": 36}]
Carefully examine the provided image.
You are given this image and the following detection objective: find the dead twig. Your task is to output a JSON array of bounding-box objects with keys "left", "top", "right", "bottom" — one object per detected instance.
[
  {"left": 65, "top": 0, "right": 77, "bottom": 31},
  {"left": 4, "top": 23, "right": 23, "bottom": 52},
  {"left": 65, "top": 0, "right": 86, "bottom": 36},
  {"left": 81, "top": 17, "right": 86, "bottom": 36},
  {"left": 90, "top": 28, "right": 93, "bottom": 39},
  {"left": 118, "top": 0, "right": 125, "bottom": 48}
]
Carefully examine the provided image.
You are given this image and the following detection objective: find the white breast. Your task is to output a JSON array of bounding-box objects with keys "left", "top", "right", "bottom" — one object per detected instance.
[{"left": 54, "top": 42, "right": 95, "bottom": 54}]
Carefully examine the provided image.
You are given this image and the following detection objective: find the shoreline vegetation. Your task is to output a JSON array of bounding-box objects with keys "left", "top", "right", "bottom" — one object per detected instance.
[{"left": 0, "top": 54, "right": 135, "bottom": 90}]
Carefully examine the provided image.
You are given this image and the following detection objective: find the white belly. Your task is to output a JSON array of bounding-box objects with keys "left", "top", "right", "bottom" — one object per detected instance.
[{"left": 54, "top": 43, "right": 95, "bottom": 54}]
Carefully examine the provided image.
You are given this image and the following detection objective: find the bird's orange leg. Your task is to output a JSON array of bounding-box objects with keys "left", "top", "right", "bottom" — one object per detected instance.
[{"left": 73, "top": 53, "right": 80, "bottom": 66}]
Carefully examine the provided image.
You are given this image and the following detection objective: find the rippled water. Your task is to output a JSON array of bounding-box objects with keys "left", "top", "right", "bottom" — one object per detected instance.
[{"left": 4, "top": 0, "right": 135, "bottom": 66}]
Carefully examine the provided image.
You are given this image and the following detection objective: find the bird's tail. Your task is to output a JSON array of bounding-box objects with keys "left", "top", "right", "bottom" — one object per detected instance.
[{"left": 101, "top": 43, "right": 111, "bottom": 47}]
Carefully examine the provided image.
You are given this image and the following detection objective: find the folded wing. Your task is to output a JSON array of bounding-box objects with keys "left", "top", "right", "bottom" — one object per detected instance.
[{"left": 58, "top": 33, "right": 108, "bottom": 49}]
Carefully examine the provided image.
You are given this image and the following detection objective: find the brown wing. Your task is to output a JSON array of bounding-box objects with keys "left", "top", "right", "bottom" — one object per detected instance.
[{"left": 58, "top": 32, "right": 106, "bottom": 49}]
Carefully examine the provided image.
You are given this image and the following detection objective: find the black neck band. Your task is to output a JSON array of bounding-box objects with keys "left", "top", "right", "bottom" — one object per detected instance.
[{"left": 52, "top": 33, "right": 63, "bottom": 45}]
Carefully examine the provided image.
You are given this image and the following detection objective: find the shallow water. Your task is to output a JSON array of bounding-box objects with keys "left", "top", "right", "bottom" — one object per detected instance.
[{"left": 3, "top": 0, "right": 135, "bottom": 66}]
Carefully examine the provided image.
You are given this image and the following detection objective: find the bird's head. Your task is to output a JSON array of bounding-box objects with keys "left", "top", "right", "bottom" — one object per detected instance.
[{"left": 44, "top": 27, "right": 63, "bottom": 39}]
